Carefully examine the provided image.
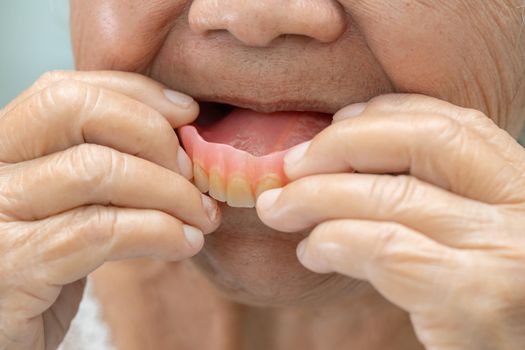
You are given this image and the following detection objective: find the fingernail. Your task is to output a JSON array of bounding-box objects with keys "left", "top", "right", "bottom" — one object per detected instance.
[
  {"left": 164, "top": 89, "right": 195, "bottom": 109},
  {"left": 296, "top": 239, "right": 308, "bottom": 258},
  {"left": 284, "top": 141, "right": 310, "bottom": 169},
  {"left": 177, "top": 148, "right": 193, "bottom": 179},
  {"left": 332, "top": 102, "right": 367, "bottom": 123},
  {"left": 202, "top": 194, "right": 218, "bottom": 224},
  {"left": 182, "top": 225, "right": 204, "bottom": 249},
  {"left": 298, "top": 242, "right": 336, "bottom": 274},
  {"left": 256, "top": 188, "right": 282, "bottom": 211}
]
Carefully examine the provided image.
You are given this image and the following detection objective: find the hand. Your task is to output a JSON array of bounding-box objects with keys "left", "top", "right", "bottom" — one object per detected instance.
[
  {"left": 0, "top": 71, "right": 220, "bottom": 350},
  {"left": 257, "top": 94, "right": 525, "bottom": 350}
]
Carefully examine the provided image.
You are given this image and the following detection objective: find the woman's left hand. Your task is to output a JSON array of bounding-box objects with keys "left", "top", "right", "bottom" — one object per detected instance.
[{"left": 256, "top": 94, "right": 525, "bottom": 350}]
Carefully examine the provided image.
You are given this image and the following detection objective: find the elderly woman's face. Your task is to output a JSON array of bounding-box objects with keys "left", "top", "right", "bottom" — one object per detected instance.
[{"left": 70, "top": 0, "right": 525, "bottom": 305}]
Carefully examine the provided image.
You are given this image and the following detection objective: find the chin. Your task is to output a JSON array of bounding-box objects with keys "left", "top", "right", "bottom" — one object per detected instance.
[{"left": 190, "top": 204, "right": 368, "bottom": 307}]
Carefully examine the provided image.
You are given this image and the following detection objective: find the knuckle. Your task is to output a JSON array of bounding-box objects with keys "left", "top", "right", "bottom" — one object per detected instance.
[
  {"left": 147, "top": 210, "right": 179, "bottom": 233},
  {"left": 0, "top": 163, "right": 19, "bottom": 199},
  {"left": 135, "top": 107, "right": 175, "bottom": 147},
  {"left": 310, "top": 221, "right": 332, "bottom": 242},
  {"left": 288, "top": 176, "right": 324, "bottom": 207},
  {"left": 371, "top": 223, "right": 406, "bottom": 264},
  {"left": 423, "top": 114, "right": 464, "bottom": 144},
  {"left": 395, "top": 175, "right": 422, "bottom": 201},
  {"left": 36, "top": 70, "right": 69, "bottom": 87},
  {"left": 46, "top": 79, "right": 90, "bottom": 113},
  {"left": 420, "top": 115, "right": 471, "bottom": 169},
  {"left": 147, "top": 110, "right": 174, "bottom": 135},
  {"left": 31, "top": 70, "right": 72, "bottom": 97},
  {"left": 462, "top": 108, "right": 488, "bottom": 123},
  {"left": 75, "top": 205, "right": 118, "bottom": 248},
  {"left": 64, "top": 144, "right": 124, "bottom": 191},
  {"left": 369, "top": 175, "right": 422, "bottom": 214},
  {"left": 44, "top": 79, "right": 102, "bottom": 121},
  {"left": 331, "top": 120, "right": 353, "bottom": 145},
  {"left": 294, "top": 176, "right": 321, "bottom": 193},
  {"left": 310, "top": 220, "right": 344, "bottom": 245}
]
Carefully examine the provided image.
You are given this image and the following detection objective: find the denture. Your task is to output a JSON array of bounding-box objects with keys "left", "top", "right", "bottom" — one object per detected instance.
[{"left": 178, "top": 104, "right": 331, "bottom": 208}]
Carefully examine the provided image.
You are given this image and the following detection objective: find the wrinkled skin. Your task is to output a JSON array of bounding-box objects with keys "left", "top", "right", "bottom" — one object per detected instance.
[
  {"left": 1, "top": 0, "right": 525, "bottom": 349},
  {"left": 258, "top": 94, "right": 525, "bottom": 349}
]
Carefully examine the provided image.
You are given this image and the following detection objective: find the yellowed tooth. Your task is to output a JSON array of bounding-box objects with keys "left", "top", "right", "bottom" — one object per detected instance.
[
  {"left": 209, "top": 168, "right": 226, "bottom": 202},
  {"left": 255, "top": 175, "right": 283, "bottom": 199},
  {"left": 226, "top": 175, "right": 255, "bottom": 208},
  {"left": 193, "top": 163, "right": 209, "bottom": 193}
]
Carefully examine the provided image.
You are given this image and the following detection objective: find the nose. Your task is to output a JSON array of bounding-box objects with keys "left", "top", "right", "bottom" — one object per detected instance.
[{"left": 188, "top": 0, "right": 347, "bottom": 47}]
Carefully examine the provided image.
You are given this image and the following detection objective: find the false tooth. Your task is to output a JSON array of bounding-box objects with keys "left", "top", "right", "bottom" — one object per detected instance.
[
  {"left": 209, "top": 168, "right": 227, "bottom": 202},
  {"left": 193, "top": 162, "right": 209, "bottom": 193},
  {"left": 179, "top": 125, "right": 290, "bottom": 206},
  {"left": 227, "top": 175, "right": 255, "bottom": 208},
  {"left": 255, "top": 175, "right": 283, "bottom": 199}
]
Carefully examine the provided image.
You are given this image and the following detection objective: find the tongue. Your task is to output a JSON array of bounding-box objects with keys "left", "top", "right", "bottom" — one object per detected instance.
[{"left": 195, "top": 108, "right": 332, "bottom": 157}]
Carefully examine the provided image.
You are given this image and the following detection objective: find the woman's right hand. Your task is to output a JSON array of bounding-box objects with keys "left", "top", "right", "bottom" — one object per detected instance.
[{"left": 0, "top": 71, "right": 220, "bottom": 350}]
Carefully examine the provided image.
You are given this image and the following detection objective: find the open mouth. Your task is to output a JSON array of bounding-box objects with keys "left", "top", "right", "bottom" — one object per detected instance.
[{"left": 178, "top": 102, "right": 333, "bottom": 208}]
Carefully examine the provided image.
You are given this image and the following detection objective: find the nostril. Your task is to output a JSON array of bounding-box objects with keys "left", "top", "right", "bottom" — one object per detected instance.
[
  {"left": 189, "top": 12, "right": 280, "bottom": 47},
  {"left": 227, "top": 25, "right": 280, "bottom": 47},
  {"left": 188, "top": 0, "right": 347, "bottom": 47}
]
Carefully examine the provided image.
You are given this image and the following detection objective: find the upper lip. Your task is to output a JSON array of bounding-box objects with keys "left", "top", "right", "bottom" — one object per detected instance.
[{"left": 195, "top": 95, "right": 338, "bottom": 114}]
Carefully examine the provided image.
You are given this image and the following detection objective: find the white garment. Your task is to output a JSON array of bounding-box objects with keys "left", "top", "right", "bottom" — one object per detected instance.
[{"left": 58, "top": 279, "right": 116, "bottom": 350}]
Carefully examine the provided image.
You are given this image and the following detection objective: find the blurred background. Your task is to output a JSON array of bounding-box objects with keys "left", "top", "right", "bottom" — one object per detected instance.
[
  {"left": 0, "top": 1, "right": 523, "bottom": 144},
  {"left": 0, "top": 0, "right": 73, "bottom": 108}
]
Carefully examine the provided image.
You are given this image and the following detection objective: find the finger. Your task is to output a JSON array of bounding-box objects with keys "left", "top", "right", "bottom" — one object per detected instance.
[
  {"left": 284, "top": 106, "right": 524, "bottom": 204},
  {"left": 0, "top": 79, "right": 193, "bottom": 178},
  {"left": 42, "top": 279, "right": 86, "bottom": 349},
  {"left": 257, "top": 173, "right": 502, "bottom": 249},
  {"left": 1, "top": 144, "right": 219, "bottom": 233},
  {"left": 335, "top": 94, "right": 525, "bottom": 168},
  {"left": 297, "top": 219, "right": 462, "bottom": 312},
  {"left": 1, "top": 70, "right": 199, "bottom": 128},
  {"left": 11, "top": 205, "right": 206, "bottom": 286}
]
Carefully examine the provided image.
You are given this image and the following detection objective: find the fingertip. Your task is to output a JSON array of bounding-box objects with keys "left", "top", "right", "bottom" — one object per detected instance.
[
  {"left": 256, "top": 188, "right": 282, "bottom": 211},
  {"left": 201, "top": 194, "right": 221, "bottom": 233},
  {"left": 177, "top": 147, "right": 194, "bottom": 179},
  {"left": 164, "top": 89, "right": 195, "bottom": 109},
  {"left": 296, "top": 238, "right": 334, "bottom": 274},
  {"left": 283, "top": 141, "right": 310, "bottom": 178},
  {"left": 163, "top": 93, "right": 200, "bottom": 128},
  {"left": 332, "top": 102, "right": 367, "bottom": 123},
  {"left": 256, "top": 187, "right": 316, "bottom": 233},
  {"left": 182, "top": 224, "right": 205, "bottom": 251},
  {"left": 296, "top": 238, "right": 308, "bottom": 259},
  {"left": 255, "top": 188, "right": 283, "bottom": 226}
]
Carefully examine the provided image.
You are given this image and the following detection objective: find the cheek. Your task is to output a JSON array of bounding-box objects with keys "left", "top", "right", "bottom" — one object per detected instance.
[
  {"left": 341, "top": 0, "right": 523, "bottom": 119},
  {"left": 70, "top": 0, "right": 189, "bottom": 71},
  {"left": 350, "top": 1, "right": 463, "bottom": 93}
]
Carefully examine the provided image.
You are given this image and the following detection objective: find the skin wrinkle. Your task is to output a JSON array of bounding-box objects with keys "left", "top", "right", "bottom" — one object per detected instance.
[
  {"left": 30, "top": 1, "right": 521, "bottom": 349},
  {"left": 147, "top": 4, "right": 393, "bottom": 112},
  {"left": 476, "top": 2, "right": 523, "bottom": 128},
  {"left": 192, "top": 206, "right": 356, "bottom": 306},
  {"left": 471, "top": 2, "right": 522, "bottom": 128},
  {"left": 343, "top": 0, "right": 525, "bottom": 136},
  {"left": 340, "top": 2, "right": 451, "bottom": 96}
]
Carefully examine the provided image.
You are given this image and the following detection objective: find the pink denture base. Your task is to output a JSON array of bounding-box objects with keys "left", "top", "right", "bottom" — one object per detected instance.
[{"left": 178, "top": 125, "right": 289, "bottom": 189}]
